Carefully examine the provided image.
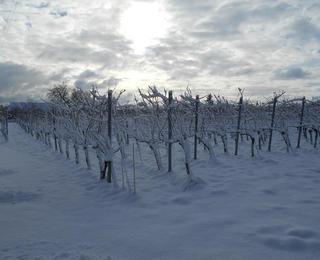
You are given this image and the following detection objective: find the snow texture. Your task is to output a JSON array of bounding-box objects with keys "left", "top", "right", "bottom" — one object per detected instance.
[{"left": 1, "top": 123, "right": 320, "bottom": 259}]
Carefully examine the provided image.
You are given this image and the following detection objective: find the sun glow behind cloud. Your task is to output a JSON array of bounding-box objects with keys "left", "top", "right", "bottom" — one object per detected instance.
[
  {"left": 120, "top": 1, "right": 171, "bottom": 54},
  {"left": 1, "top": 0, "right": 320, "bottom": 103}
]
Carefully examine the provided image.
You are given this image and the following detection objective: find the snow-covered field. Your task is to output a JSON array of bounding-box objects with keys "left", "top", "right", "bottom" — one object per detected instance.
[{"left": 1, "top": 123, "right": 320, "bottom": 259}]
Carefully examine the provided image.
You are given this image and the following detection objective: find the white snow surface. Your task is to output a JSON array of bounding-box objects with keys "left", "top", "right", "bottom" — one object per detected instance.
[{"left": 1, "top": 123, "right": 320, "bottom": 259}]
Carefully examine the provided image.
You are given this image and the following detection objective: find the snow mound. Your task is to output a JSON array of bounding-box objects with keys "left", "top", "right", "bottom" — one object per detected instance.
[{"left": 182, "top": 176, "right": 206, "bottom": 191}]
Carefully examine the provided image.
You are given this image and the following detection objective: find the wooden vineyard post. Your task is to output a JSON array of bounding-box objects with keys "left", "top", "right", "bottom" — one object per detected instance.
[
  {"left": 168, "top": 90, "right": 173, "bottom": 172},
  {"left": 297, "top": 96, "right": 305, "bottom": 148},
  {"left": 235, "top": 94, "right": 243, "bottom": 155},
  {"left": 101, "top": 161, "right": 107, "bottom": 180},
  {"left": 66, "top": 139, "right": 70, "bottom": 159},
  {"left": 5, "top": 108, "right": 8, "bottom": 140},
  {"left": 107, "top": 90, "right": 113, "bottom": 183},
  {"left": 84, "top": 145, "right": 91, "bottom": 170},
  {"left": 1, "top": 107, "right": 9, "bottom": 141},
  {"left": 133, "top": 143, "right": 136, "bottom": 193},
  {"left": 258, "top": 131, "right": 262, "bottom": 150},
  {"left": 314, "top": 128, "right": 318, "bottom": 148},
  {"left": 74, "top": 141, "right": 80, "bottom": 164},
  {"left": 194, "top": 95, "right": 199, "bottom": 159},
  {"left": 207, "top": 93, "right": 213, "bottom": 105},
  {"left": 106, "top": 161, "right": 112, "bottom": 183},
  {"left": 126, "top": 121, "right": 129, "bottom": 145},
  {"left": 53, "top": 109, "right": 58, "bottom": 151},
  {"left": 268, "top": 96, "right": 278, "bottom": 152}
]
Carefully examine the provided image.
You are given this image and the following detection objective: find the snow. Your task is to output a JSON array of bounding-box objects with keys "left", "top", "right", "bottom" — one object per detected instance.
[{"left": 1, "top": 123, "right": 320, "bottom": 259}]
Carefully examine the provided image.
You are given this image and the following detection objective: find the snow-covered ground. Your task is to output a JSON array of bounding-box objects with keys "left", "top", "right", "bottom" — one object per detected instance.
[{"left": 1, "top": 123, "right": 320, "bottom": 259}]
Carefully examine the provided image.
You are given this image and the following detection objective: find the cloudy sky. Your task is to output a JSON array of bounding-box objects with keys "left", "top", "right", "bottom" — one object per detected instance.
[{"left": 0, "top": 0, "right": 320, "bottom": 102}]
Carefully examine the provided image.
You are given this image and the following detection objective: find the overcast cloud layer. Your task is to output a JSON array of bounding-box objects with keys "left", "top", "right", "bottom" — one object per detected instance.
[{"left": 0, "top": 0, "right": 320, "bottom": 102}]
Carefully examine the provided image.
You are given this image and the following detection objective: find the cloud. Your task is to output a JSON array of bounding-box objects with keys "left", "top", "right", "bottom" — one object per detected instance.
[
  {"left": 194, "top": 2, "right": 251, "bottom": 38},
  {"left": 1, "top": 0, "right": 320, "bottom": 102},
  {"left": 0, "top": 62, "right": 51, "bottom": 103},
  {"left": 0, "top": 62, "right": 47, "bottom": 94},
  {"left": 37, "top": 30, "right": 136, "bottom": 69},
  {"left": 287, "top": 18, "right": 320, "bottom": 42},
  {"left": 74, "top": 79, "right": 90, "bottom": 90},
  {"left": 74, "top": 76, "right": 122, "bottom": 90},
  {"left": 78, "top": 69, "right": 98, "bottom": 79},
  {"left": 38, "top": 43, "right": 118, "bottom": 65},
  {"left": 171, "top": 1, "right": 291, "bottom": 40},
  {"left": 273, "top": 67, "right": 310, "bottom": 80},
  {"left": 25, "top": 1, "right": 50, "bottom": 10},
  {"left": 49, "top": 68, "right": 72, "bottom": 82},
  {"left": 100, "top": 77, "right": 122, "bottom": 87},
  {"left": 146, "top": 1, "right": 294, "bottom": 82},
  {"left": 50, "top": 10, "right": 68, "bottom": 18},
  {"left": 146, "top": 32, "right": 255, "bottom": 80},
  {"left": 27, "top": 2, "right": 50, "bottom": 9}
]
